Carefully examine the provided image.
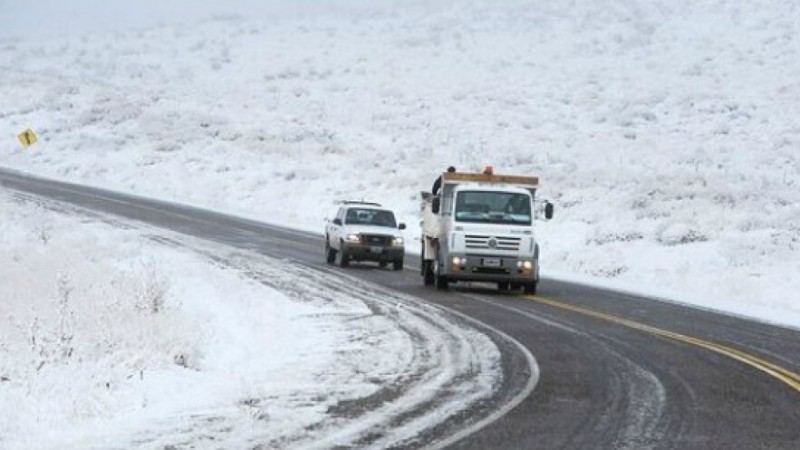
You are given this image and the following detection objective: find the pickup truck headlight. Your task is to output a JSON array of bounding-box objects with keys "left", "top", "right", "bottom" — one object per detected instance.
[
  {"left": 392, "top": 237, "right": 404, "bottom": 247},
  {"left": 346, "top": 233, "right": 361, "bottom": 243}
]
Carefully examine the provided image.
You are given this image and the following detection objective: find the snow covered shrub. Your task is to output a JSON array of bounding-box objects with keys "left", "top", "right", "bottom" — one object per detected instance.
[
  {"left": 0, "top": 198, "right": 202, "bottom": 444},
  {"left": 135, "top": 265, "right": 170, "bottom": 315},
  {"left": 656, "top": 222, "right": 708, "bottom": 246}
]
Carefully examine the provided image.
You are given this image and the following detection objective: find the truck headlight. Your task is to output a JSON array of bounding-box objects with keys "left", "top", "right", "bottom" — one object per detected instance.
[
  {"left": 346, "top": 234, "right": 361, "bottom": 243},
  {"left": 392, "top": 237, "right": 404, "bottom": 247},
  {"left": 452, "top": 256, "right": 466, "bottom": 266},
  {"left": 517, "top": 260, "right": 533, "bottom": 270}
]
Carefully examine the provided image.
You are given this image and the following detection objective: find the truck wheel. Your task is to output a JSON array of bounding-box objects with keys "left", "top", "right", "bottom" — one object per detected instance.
[
  {"left": 338, "top": 241, "right": 350, "bottom": 267},
  {"left": 436, "top": 274, "right": 449, "bottom": 290},
  {"left": 379, "top": 261, "right": 388, "bottom": 268},
  {"left": 510, "top": 282, "right": 521, "bottom": 291},
  {"left": 523, "top": 282, "right": 537, "bottom": 295},
  {"left": 393, "top": 259, "right": 403, "bottom": 271},
  {"left": 498, "top": 282, "right": 510, "bottom": 291},
  {"left": 325, "top": 238, "right": 336, "bottom": 264},
  {"left": 421, "top": 242, "right": 425, "bottom": 275},
  {"left": 423, "top": 261, "right": 435, "bottom": 286}
]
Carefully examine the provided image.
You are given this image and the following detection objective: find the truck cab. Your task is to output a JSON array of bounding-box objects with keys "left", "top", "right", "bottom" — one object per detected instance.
[{"left": 421, "top": 169, "right": 553, "bottom": 293}]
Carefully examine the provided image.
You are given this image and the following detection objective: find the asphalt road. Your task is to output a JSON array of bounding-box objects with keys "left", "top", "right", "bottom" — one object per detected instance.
[{"left": 3, "top": 168, "right": 800, "bottom": 450}]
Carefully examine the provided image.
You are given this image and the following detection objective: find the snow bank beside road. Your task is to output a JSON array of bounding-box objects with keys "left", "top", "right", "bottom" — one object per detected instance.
[
  {"left": 0, "top": 192, "right": 503, "bottom": 449},
  {"left": 0, "top": 192, "right": 337, "bottom": 448}
]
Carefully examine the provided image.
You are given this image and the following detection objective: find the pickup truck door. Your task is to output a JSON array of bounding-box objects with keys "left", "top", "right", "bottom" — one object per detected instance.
[{"left": 329, "top": 207, "right": 345, "bottom": 250}]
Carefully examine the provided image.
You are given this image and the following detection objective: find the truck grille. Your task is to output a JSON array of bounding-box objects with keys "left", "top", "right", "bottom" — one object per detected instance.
[
  {"left": 361, "top": 234, "right": 393, "bottom": 246},
  {"left": 464, "top": 235, "right": 521, "bottom": 251}
]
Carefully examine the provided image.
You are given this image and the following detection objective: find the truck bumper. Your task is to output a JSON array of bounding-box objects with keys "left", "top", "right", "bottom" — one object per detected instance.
[
  {"left": 443, "top": 253, "right": 538, "bottom": 282},
  {"left": 343, "top": 243, "right": 404, "bottom": 262}
]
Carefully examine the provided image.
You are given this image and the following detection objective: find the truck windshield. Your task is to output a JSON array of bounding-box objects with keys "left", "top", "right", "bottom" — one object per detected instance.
[
  {"left": 454, "top": 191, "right": 532, "bottom": 225},
  {"left": 344, "top": 208, "right": 397, "bottom": 227}
]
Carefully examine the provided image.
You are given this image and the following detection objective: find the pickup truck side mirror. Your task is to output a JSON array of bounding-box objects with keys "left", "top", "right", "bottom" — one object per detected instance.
[
  {"left": 432, "top": 197, "right": 440, "bottom": 214},
  {"left": 398, "top": 223, "right": 406, "bottom": 230},
  {"left": 333, "top": 218, "right": 342, "bottom": 226},
  {"left": 544, "top": 202, "right": 554, "bottom": 220}
]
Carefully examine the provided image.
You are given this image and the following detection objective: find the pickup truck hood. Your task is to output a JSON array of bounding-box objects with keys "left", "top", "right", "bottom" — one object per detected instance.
[{"left": 349, "top": 225, "right": 402, "bottom": 237}]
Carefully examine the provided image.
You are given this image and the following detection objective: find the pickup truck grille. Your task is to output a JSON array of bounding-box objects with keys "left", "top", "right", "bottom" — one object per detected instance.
[
  {"left": 361, "top": 234, "right": 393, "bottom": 246},
  {"left": 464, "top": 235, "right": 521, "bottom": 251}
]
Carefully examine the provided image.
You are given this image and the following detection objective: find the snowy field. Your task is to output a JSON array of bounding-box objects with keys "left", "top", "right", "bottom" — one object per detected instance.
[
  {"left": 1, "top": 2, "right": 798, "bottom": 322},
  {"left": 0, "top": 192, "right": 504, "bottom": 449}
]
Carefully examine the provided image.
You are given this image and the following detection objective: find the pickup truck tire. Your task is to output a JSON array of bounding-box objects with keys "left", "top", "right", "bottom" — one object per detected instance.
[
  {"left": 379, "top": 261, "right": 388, "bottom": 268},
  {"left": 510, "top": 282, "right": 521, "bottom": 290},
  {"left": 523, "top": 282, "right": 537, "bottom": 295},
  {"left": 393, "top": 258, "right": 403, "bottom": 271},
  {"left": 325, "top": 237, "right": 336, "bottom": 264},
  {"left": 338, "top": 240, "right": 350, "bottom": 267},
  {"left": 498, "top": 282, "right": 510, "bottom": 291}
]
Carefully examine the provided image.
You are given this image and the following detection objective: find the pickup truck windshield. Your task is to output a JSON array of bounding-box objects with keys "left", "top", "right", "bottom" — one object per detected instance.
[
  {"left": 345, "top": 208, "right": 397, "bottom": 227},
  {"left": 454, "top": 191, "right": 532, "bottom": 225}
]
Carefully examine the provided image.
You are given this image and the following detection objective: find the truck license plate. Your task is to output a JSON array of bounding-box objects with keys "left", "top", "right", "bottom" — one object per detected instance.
[
  {"left": 370, "top": 246, "right": 382, "bottom": 253},
  {"left": 483, "top": 258, "right": 501, "bottom": 267}
]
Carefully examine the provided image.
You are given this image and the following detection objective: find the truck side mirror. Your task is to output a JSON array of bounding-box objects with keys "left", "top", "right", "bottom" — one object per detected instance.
[
  {"left": 432, "top": 197, "right": 440, "bottom": 214},
  {"left": 398, "top": 223, "right": 406, "bottom": 230},
  {"left": 544, "top": 202, "right": 554, "bottom": 220},
  {"left": 333, "top": 218, "right": 342, "bottom": 225}
]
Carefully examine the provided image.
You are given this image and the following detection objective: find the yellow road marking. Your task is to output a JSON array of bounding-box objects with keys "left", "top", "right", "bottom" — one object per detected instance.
[{"left": 526, "top": 295, "right": 800, "bottom": 394}]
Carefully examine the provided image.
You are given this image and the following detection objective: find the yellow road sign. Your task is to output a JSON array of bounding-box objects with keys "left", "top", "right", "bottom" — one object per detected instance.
[{"left": 18, "top": 128, "right": 38, "bottom": 147}]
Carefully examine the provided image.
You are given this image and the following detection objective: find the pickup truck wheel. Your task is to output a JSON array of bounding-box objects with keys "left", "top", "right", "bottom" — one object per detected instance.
[
  {"left": 379, "top": 261, "right": 388, "bottom": 268},
  {"left": 498, "top": 282, "right": 510, "bottom": 291},
  {"left": 393, "top": 258, "right": 403, "bottom": 271},
  {"left": 338, "top": 241, "right": 350, "bottom": 267},
  {"left": 510, "top": 282, "right": 521, "bottom": 290},
  {"left": 423, "top": 261, "right": 435, "bottom": 286},
  {"left": 523, "top": 282, "right": 538, "bottom": 295},
  {"left": 325, "top": 238, "right": 336, "bottom": 264}
]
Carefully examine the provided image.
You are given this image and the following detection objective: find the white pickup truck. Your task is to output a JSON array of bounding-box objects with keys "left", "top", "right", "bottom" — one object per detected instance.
[
  {"left": 325, "top": 201, "right": 406, "bottom": 270},
  {"left": 420, "top": 168, "right": 553, "bottom": 293}
]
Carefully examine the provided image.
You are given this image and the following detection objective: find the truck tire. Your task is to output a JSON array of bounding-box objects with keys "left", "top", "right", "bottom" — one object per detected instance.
[
  {"left": 325, "top": 237, "right": 336, "bottom": 264},
  {"left": 436, "top": 274, "right": 449, "bottom": 290},
  {"left": 510, "top": 282, "right": 521, "bottom": 291},
  {"left": 523, "top": 281, "right": 537, "bottom": 295},
  {"left": 419, "top": 244, "right": 433, "bottom": 276},
  {"left": 338, "top": 241, "right": 350, "bottom": 267},
  {"left": 498, "top": 282, "right": 510, "bottom": 291},
  {"left": 379, "top": 261, "right": 388, "bottom": 268},
  {"left": 393, "top": 258, "right": 403, "bottom": 271},
  {"left": 423, "top": 261, "right": 435, "bottom": 286}
]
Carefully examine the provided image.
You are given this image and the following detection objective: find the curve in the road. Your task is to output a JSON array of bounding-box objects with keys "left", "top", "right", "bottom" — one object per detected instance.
[{"left": 3, "top": 167, "right": 800, "bottom": 450}]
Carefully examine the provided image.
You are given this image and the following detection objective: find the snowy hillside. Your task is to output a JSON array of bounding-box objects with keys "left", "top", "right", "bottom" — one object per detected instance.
[
  {"left": 0, "top": 193, "right": 503, "bottom": 448},
  {"left": 1, "top": 0, "right": 799, "bottom": 327}
]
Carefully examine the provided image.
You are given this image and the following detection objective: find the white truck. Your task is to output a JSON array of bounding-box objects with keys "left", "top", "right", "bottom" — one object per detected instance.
[
  {"left": 420, "top": 168, "right": 553, "bottom": 293},
  {"left": 325, "top": 201, "right": 406, "bottom": 270}
]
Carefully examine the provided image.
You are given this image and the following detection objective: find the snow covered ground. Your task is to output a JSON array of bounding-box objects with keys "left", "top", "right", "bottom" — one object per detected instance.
[
  {"left": 1, "top": 0, "right": 799, "bottom": 429},
  {"left": 3, "top": 0, "right": 796, "bottom": 328},
  {"left": 0, "top": 192, "right": 504, "bottom": 449}
]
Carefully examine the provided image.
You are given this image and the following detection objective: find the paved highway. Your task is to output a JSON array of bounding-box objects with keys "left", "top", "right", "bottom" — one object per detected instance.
[{"left": 2, "top": 168, "right": 799, "bottom": 450}]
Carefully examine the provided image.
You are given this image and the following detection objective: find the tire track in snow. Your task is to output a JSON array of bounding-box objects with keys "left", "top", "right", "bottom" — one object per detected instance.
[{"left": 129, "top": 232, "right": 536, "bottom": 449}]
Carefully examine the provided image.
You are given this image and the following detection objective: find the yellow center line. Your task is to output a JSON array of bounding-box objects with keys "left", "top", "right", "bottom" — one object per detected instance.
[{"left": 525, "top": 295, "right": 800, "bottom": 394}]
